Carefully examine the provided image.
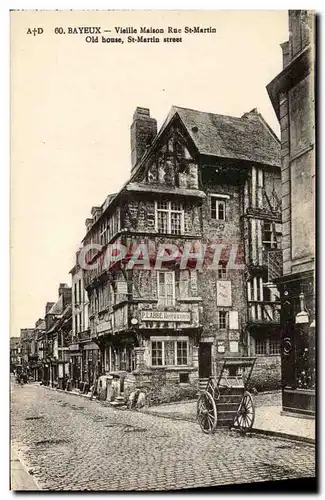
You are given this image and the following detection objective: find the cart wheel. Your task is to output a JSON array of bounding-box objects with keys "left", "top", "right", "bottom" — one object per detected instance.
[
  {"left": 197, "top": 391, "right": 217, "bottom": 434},
  {"left": 234, "top": 391, "right": 255, "bottom": 432}
]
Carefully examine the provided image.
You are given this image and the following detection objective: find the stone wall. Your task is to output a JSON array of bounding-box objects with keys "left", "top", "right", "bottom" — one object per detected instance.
[
  {"left": 199, "top": 175, "right": 247, "bottom": 357},
  {"left": 247, "top": 355, "right": 282, "bottom": 392}
]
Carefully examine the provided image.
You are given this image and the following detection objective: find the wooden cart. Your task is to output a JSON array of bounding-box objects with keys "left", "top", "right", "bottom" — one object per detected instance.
[{"left": 197, "top": 357, "right": 257, "bottom": 434}]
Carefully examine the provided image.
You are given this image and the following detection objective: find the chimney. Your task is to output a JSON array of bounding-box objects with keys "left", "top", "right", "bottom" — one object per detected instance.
[
  {"left": 35, "top": 318, "right": 43, "bottom": 328},
  {"left": 58, "top": 283, "right": 72, "bottom": 309},
  {"left": 91, "top": 206, "right": 102, "bottom": 222},
  {"left": 45, "top": 302, "right": 55, "bottom": 315},
  {"left": 85, "top": 218, "right": 93, "bottom": 231},
  {"left": 58, "top": 283, "right": 69, "bottom": 296},
  {"left": 131, "top": 107, "right": 157, "bottom": 171}
]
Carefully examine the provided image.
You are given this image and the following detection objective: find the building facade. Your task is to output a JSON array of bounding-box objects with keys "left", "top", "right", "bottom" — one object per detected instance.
[
  {"left": 20, "top": 328, "right": 35, "bottom": 373},
  {"left": 10, "top": 337, "right": 21, "bottom": 372},
  {"left": 267, "top": 10, "right": 315, "bottom": 416},
  {"left": 69, "top": 252, "right": 96, "bottom": 390},
  {"left": 43, "top": 284, "right": 72, "bottom": 387},
  {"left": 78, "top": 105, "right": 281, "bottom": 395}
]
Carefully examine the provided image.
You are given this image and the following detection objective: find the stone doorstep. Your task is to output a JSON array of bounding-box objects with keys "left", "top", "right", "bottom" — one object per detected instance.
[{"left": 281, "top": 410, "right": 315, "bottom": 420}]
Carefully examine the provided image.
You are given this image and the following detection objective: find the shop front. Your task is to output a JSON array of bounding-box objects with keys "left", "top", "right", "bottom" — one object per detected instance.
[{"left": 277, "top": 271, "right": 315, "bottom": 416}]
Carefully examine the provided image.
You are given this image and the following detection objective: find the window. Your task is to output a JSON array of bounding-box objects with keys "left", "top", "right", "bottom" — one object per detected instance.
[
  {"left": 157, "top": 271, "right": 175, "bottom": 306},
  {"left": 156, "top": 201, "right": 184, "bottom": 234},
  {"left": 218, "top": 311, "right": 227, "bottom": 329},
  {"left": 217, "top": 262, "right": 228, "bottom": 280},
  {"left": 248, "top": 277, "right": 264, "bottom": 302},
  {"left": 179, "top": 373, "right": 189, "bottom": 384},
  {"left": 178, "top": 269, "right": 190, "bottom": 298},
  {"left": 177, "top": 341, "right": 188, "bottom": 365},
  {"left": 84, "top": 302, "right": 89, "bottom": 329},
  {"left": 270, "top": 339, "right": 281, "bottom": 355},
  {"left": 211, "top": 197, "right": 226, "bottom": 221},
  {"left": 100, "top": 219, "right": 108, "bottom": 246},
  {"left": 151, "top": 338, "right": 189, "bottom": 367},
  {"left": 164, "top": 341, "right": 175, "bottom": 366},
  {"left": 262, "top": 222, "right": 278, "bottom": 250},
  {"left": 255, "top": 339, "right": 267, "bottom": 355},
  {"left": 152, "top": 341, "right": 163, "bottom": 366}
]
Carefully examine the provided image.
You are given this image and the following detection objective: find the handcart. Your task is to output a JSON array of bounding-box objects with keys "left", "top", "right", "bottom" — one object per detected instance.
[{"left": 197, "top": 357, "right": 257, "bottom": 434}]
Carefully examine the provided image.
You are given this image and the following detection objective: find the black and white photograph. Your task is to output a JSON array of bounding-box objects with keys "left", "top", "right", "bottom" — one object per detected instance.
[{"left": 9, "top": 9, "right": 316, "bottom": 492}]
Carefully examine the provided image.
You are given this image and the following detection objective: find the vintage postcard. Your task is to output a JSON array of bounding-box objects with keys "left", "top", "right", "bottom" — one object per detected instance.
[{"left": 10, "top": 10, "right": 316, "bottom": 492}]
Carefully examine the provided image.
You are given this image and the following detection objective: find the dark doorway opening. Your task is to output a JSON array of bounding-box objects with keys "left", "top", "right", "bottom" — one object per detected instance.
[{"left": 199, "top": 343, "right": 212, "bottom": 378}]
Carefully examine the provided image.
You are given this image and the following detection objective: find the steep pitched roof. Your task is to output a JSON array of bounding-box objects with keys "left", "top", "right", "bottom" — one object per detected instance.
[
  {"left": 35, "top": 319, "right": 46, "bottom": 331},
  {"left": 166, "top": 106, "right": 280, "bottom": 167},
  {"left": 81, "top": 104, "right": 280, "bottom": 242},
  {"left": 47, "top": 295, "right": 63, "bottom": 316}
]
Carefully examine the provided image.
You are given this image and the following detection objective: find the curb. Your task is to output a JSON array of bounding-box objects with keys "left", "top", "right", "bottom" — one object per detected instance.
[
  {"left": 250, "top": 427, "right": 315, "bottom": 445},
  {"left": 11, "top": 448, "right": 41, "bottom": 491}
]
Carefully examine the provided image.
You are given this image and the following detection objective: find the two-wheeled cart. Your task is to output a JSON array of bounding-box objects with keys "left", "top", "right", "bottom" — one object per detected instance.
[{"left": 197, "top": 356, "right": 257, "bottom": 434}]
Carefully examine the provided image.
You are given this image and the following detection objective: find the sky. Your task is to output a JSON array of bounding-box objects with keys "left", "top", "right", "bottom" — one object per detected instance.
[{"left": 10, "top": 10, "right": 288, "bottom": 335}]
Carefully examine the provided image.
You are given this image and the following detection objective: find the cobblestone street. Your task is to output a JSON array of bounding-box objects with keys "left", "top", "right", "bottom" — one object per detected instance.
[{"left": 11, "top": 382, "right": 315, "bottom": 491}]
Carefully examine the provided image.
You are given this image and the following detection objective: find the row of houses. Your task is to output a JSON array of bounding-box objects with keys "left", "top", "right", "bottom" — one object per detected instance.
[
  {"left": 17, "top": 100, "right": 284, "bottom": 396},
  {"left": 14, "top": 10, "right": 315, "bottom": 417}
]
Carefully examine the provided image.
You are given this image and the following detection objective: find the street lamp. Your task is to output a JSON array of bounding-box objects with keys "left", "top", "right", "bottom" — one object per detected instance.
[{"left": 295, "top": 292, "right": 309, "bottom": 324}]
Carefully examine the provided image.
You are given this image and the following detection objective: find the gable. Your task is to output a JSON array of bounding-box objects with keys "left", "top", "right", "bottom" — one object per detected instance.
[{"left": 133, "top": 117, "right": 199, "bottom": 191}]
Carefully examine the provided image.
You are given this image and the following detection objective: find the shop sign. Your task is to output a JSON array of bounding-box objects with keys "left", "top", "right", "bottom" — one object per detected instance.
[
  {"left": 141, "top": 311, "right": 191, "bottom": 322},
  {"left": 97, "top": 321, "right": 111, "bottom": 334},
  {"left": 217, "top": 281, "right": 232, "bottom": 306}
]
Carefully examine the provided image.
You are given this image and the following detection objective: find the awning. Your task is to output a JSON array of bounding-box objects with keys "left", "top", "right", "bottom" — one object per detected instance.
[
  {"left": 82, "top": 342, "right": 99, "bottom": 351},
  {"left": 69, "top": 344, "right": 80, "bottom": 351},
  {"left": 70, "top": 353, "right": 82, "bottom": 357}
]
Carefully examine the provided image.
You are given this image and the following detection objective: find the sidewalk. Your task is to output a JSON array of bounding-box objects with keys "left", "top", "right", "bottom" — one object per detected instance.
[
  {"left": 143, "top": 391, "right": 315, "bottom": 443},
  {"left": 10, "top": 448, "right": 40, "bottom": 491}
]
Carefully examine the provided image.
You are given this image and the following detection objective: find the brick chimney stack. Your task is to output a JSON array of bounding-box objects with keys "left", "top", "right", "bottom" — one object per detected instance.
[
  {"left": 58, "top": 283, "right": 72, "bottom": 309},
  {"left": 131, "top": 107, "right": 157, "bottom": 171},
  {"left": 35, "top": 318, "right": 44, "bottom": 328}
]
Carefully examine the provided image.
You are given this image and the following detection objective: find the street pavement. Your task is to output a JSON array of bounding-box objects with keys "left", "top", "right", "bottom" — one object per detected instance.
[
  {"left": 11, "top": 382, "right": 315, "bottom": 491},
  {"left": 143, "top": 392, "right": 315, "bottom": 441}
]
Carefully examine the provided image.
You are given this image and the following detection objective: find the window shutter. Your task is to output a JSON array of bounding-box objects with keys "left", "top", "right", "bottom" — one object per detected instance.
[
  {"left": 229, "top": 311, "right": 239, "bottom": 330},
  {"left": 189, "top": 269, "right": 198, "bottom": 296}
]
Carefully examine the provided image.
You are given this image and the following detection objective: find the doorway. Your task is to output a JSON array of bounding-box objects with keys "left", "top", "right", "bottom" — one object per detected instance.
[{"left": 199, "top": 343, "right": 212, "bottom": 378}]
